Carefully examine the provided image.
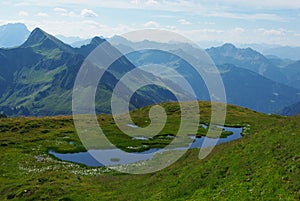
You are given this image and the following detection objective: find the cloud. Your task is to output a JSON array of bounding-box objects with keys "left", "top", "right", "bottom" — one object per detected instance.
[
  {"left": 294, "top": 33, "right": 300, "bottom": 37},
  {"left": 208, "top": 12, "right": 287, "bottom": 22},
  {"left": 257, "top": 28, "right": 287, "bottom": 36},
  {"left": 12, "top": 0, "right": 202, "bottom": 13},
  {"left": 23, "top": 18, "right": 136, "bottom": 38},
  {"left": 80, "top": 9, "right": 98, "bottom": 17},
  {"left": 37, "top": 12, "right": 48, "bottom": 17},
  {"left": 208, "top": 0, "right": 300, "bottom": 10},
  {"left": 10, "top": 16, "right": 300, "bottom": 46},
  {"left": 4, "top": 0, "right": 299, "bottom": 46},
  {"left": 152, "top": 14, "right": 175, "bottom": 19},
  {"left": 12, "top": 0, "right": 300, "bottom": 11},
  {"left": 203, "top": 21, "right": 216, "bottom": 25},
  {"left": 145, "top": 0, "right": 159, "bottom": 6},
  {"left": 53, "top": 8, "right": 78, "bottom": 17},
  {"left": 68, "top": 11, "right": 77, "bottom": 17},
  {"left": 144, "top": 21, "right": 160, "bottom": 27},
  {"left": 178, "top": 19, "right": 191, "bottom": 25},
  {"left": 54, "top": 7, "right": 67, "bottom": 13},
  {"left": 18, "top": 11, "right": 29, "bottom": 16},
  {"left": 177, "top": 27, "right": 300, "bottom": 46},
  {"left": 233, "top": 27, "right": 245, "bottom": 33}
]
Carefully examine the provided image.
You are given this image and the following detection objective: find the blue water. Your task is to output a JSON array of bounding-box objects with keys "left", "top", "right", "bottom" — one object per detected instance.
[
  {"left": 49, "top": 150, "right": 104, "bottom": 167},
  {"left": 49, "top": 126, "right": 242, "bottom": 167}
]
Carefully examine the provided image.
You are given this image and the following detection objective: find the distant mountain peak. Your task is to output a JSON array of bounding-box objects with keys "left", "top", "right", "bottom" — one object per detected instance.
[
  {"left": 90, "top": 36, "right": 105, "bottom": 46},
  {"left": 0, "top": 23, "right": 30, "bottom": 48},
  {"left": 109, "top": 35, "right": 131, "bottom": 45},
  {"left": 221, "top": 43, "right": 237, "bottom": 50},
  {"left": 21, "top": 27, "right": 51, "bottom": 47},
  {"left": 32, "top": 27, "right": 44, "bottom": 34},
  {"left": 208, "top": 43, "right": 261, "bottom": 56},
  {"left": 20, "top": 27, "right": 74, "bottom": 53},
  {"left": 0, "top": 22, "right": 28, "bottom": 30}
]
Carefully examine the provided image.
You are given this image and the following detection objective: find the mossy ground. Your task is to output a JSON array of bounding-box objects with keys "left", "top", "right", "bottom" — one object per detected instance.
[{"left": 0, "top": 102, "right": 299, "bottom": 200}]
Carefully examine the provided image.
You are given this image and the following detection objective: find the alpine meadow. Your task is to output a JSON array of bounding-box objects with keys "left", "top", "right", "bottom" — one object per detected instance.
[{"left": 0, "top": 1, "right": 300, "bottom": 200}]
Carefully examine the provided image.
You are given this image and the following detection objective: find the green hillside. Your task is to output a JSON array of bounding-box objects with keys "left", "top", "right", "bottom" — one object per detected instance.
[
  {"left": 0, "top": 102, "right": 299, "bottom": 200},
  {"left": 0, "top": 28, "right": 176, "bottom": 116}
]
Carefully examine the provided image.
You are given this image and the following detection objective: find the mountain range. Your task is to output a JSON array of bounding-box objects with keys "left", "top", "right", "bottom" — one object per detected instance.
[
  {"left": 239, "top": 43, "right": 300, "bottom": 61},
  {"left": 125, "top": 48, "right": 300, "bottom": 114},
  {"left": 0, "top": 25, "right": 300, "bottom": 116},
  {"left": 0, "top": 28, "right": 177, "bottom": 116},
  {"left": 206, "top": 43, "right": 287, "bottom": 84},
  {"left": 206, "top": 44, "right": 300, "bottom": 90}
]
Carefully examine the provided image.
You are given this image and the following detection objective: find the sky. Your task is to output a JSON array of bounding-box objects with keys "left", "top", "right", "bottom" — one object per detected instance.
[{"left": 1, "top": 0, "right": 300, "bottom": 46}]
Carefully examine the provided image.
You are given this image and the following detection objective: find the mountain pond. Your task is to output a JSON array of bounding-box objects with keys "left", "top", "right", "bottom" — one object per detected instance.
[{"left": 49, "top": 125, "right": 242, "bottom": 167}]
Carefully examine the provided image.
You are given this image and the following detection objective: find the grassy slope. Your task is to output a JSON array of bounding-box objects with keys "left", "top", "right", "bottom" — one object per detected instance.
[{"left": 0, "top": 102, "right": 299, "bottom": 200}]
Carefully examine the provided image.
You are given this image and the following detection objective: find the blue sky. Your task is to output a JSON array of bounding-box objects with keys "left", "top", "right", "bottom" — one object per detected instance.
[{"left": 1, "top": 0, "right": 300, "bottom": 46}]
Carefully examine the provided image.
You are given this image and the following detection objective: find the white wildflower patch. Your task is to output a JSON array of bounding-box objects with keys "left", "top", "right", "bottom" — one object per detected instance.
[{"left": 18, "top": 153, "right": 111, "bottom": 176}]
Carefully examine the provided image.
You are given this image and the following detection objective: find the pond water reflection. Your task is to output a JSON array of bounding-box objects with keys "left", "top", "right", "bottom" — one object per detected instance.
[{"left": 49, "top": 126, "right": 242, "bottom": 167}]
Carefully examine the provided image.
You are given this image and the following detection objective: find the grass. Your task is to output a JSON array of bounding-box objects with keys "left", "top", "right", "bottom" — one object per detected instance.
[{"left": 0, "top": 101, "right": 299, "bottom": 200}]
